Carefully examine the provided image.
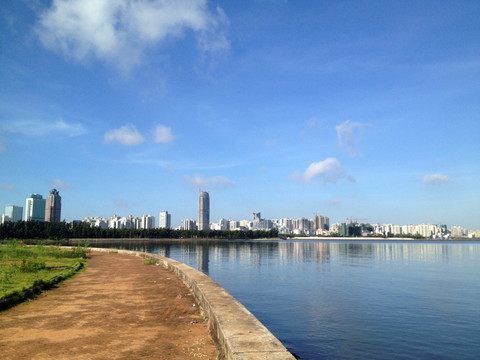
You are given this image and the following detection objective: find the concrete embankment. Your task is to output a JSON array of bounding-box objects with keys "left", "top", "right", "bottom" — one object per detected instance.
[{"left": 91, "top": 248, "right": 296, "bottom": 360}]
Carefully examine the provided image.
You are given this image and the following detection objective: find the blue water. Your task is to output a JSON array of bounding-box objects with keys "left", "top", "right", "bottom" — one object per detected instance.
[{"left": 95, "top": 240, "right": 480, "bottom": 359}]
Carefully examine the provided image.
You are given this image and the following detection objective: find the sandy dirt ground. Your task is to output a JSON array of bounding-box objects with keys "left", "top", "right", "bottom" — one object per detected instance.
[{"left": 0, "top": 251, "right": 218, "bottom": 360}]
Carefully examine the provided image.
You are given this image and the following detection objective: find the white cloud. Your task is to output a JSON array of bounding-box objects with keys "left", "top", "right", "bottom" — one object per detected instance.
[
  {"left": 36, "top": 0, "right": 229, "bottom": 72},
  {"left": 422, "top": 174, "right": 452, "bottom": 185},
  {"left": 104, "top": 124, "right": 145, "bottom": 146},
  {"left": 327, "top": 199, "right": 341, "bottom": 206},
  {"left": 51, "top": 178, "right": 71, "bottom": 190},
  {"left": 183, "top": 174, "right": 235, "bottom": 189},
  {"left": 292, "top": 157, "right": 355, "bottom": 184},
  {"left": 3, "top": 119, "right": 87, "bottom": 137},
  {"left": 335, "top": 120, "right": 366, "bottom": 157},
  {"left": 0, "top": 184, "right": 15, "bottom": 191},
  {"left": 153, "top": 124, "right": 175, "bottom": 144}
]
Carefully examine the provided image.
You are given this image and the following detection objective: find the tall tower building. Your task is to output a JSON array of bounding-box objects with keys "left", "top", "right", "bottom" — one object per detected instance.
[
  {"left": 198, "top": 190, "right": 210, "bottom": 231},
  {"left": 25, "top": 194, "right": 46, "bottom": 221},
  {"left": 45, "top": 189, "right": 62, "bottom": 222},
  {"left": 159, "top": 211, "right": 171, "bottom": 229}
]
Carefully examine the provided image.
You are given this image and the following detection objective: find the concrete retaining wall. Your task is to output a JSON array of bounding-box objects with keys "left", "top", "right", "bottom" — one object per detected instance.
[{"left": 91, "top": 248, "right": 295, "bottom": 360}]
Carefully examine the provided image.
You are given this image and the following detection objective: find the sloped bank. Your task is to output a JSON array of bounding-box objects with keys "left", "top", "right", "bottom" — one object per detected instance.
[
  {"left": 0, "top": 261, "right": 84, "bottom": 311},
  {"left": 91, "top": 247, "right": 295, "bottom": 360}
]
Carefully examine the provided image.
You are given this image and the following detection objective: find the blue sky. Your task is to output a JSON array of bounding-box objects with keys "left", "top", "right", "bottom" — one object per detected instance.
[{"left": 1, "top": 0, "right": 479, "bottom": 229}]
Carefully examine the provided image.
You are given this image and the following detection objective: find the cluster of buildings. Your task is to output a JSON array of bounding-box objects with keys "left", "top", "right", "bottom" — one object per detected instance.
[
  {"left": 2, "top": 189, "right": 479, "bottom": 239},
  {"left": 83, "top": 211, "right": 171, "bottom": 230},
  {"left": 331, "top": 222, "right": 480, "bottom": 239},
  {"left": 1, "top": 189, "right": 62, "bottom": 224},
  {"left": 80, "top": 190, "right": 479, "bottom": 238}
]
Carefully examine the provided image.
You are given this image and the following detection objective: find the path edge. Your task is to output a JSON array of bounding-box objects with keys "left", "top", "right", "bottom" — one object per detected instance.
[{"left": 89, "top": 247, "right": 296, "bottom": 360}]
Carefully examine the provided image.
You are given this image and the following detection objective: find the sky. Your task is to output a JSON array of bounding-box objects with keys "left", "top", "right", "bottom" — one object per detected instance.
[{"left": 1, "top": 0, "right": 479, "bottom": 229}]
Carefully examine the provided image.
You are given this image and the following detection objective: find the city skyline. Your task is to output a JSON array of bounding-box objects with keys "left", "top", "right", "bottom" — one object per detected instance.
[
  {"left": 0, "top": 186, "right": 478, "bottom": 234},
  {"left": 1, "top": 1, "right": 479, "bottom": 229},
  {"left": 4, "top": 189, "right": 478, "bottom": 237}
]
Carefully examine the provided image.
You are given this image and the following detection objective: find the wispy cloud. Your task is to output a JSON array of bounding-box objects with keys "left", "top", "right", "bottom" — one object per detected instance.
[
  {"left": 183, "top": 174, "right": 235, "bottom": 189},
  {"left": 265, "top": 138, "right": 278, "bottom": 147},
  {"left": 0, "top": 141, "right": 5, "bottom": 153},
  {"left": 51, "top": 178, "right": 71, "bottom": 190},
  {"left": 153, "top": 124, "right": 175, "bottom": 144},
  {"left": 36, "top": 0, "right": 229, "bottom": 72},
  {"left": 0, "top": 184, "right": 16, "bottom": 191},
  {"left": 327, "top": 199, "right": 341, "bottom": 206},
  {"left": 104, "top": 124, "right": 145, "bottom": 146},
  {"left": 292, "top": 157, "right": 355, "bottom": 184},
  {"left": 3, "top": 119, "right": 87, "bottom": 137},
  {"left": 335, "top": 120, "right": 366, "bottom": 157},
  {"left": 422, "top": 173, "right": 452, "bottom": 185}
]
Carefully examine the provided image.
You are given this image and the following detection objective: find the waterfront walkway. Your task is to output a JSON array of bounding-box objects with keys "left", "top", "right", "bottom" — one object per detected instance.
[{"left": 0, "top": 251, "right": 218, "bottom": 360}]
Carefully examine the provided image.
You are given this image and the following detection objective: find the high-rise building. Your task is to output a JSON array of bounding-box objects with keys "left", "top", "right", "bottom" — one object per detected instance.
[
  {"left": 198, "top": 190, "right": 210, "bottom": 231},
  {"left": 25, "top": 194, "right": 46, "bottom": 221},
  {"left": 45, "top": 189, "right": 62, "bottom": 222},
  {"left": 159, "top": 211, "right": 171, "bottom": 229},
  {"left": 141, "top": 214, "right": 156, "bottom": 229},
  {"left": 314, "top": 215, "right": 330, "bottom": 231},
  {"left": 4, "top": 205, "right": 23, "bottom": 222}
]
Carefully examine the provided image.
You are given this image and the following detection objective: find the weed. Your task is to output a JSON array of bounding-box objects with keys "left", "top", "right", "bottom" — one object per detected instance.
[{"left": 143, "top": 258, "right": 157, "bottom": 265}]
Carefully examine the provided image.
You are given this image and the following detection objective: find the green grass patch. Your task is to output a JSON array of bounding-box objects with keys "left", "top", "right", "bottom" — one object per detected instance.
[
  {"left": 0, "top": 240, "right": 89, "bottom": 304},
  {"left": 143, "top": 258, "right": 157, "bottom": 265}
]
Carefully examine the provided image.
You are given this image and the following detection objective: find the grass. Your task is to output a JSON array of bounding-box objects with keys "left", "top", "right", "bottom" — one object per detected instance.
[
  {"left": 0, "top": 240, "right": 89, "bottom": 307},
  {"left": 143, "top": 258, "right": 158, "bottom": 265}
]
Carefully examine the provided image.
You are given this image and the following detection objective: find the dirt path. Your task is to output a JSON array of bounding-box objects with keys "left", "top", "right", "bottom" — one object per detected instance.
[{"left": 0, "top": 251, "right": 218, "bottom": 360}]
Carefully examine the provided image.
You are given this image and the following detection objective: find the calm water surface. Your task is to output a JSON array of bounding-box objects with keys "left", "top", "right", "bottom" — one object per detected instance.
[{"left": 95, "top": 240, "right": 480, "bottom": 359}]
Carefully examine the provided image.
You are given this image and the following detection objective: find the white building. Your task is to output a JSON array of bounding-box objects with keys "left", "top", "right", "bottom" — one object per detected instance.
[
  {"left": 83, "top": 217, "right": 108, "bottom": 229},
  {"left": 239, "top": 220, "right": 252, "bottom": 229},
  {"left": 159, "top": 211, "right": 171, "bottom": 229},
  {"left": 183, "top": 219, "right": 197, "bottom": 230},
  {"left": 229, "top": 220, "right": 239, "bottom": 230},
  {"left": 141, "top": 214, "right": 156, "bottom": 229}
]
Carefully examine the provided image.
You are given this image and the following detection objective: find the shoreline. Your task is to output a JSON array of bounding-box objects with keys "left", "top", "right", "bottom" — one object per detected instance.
[{"left": 64, "top": 236, "right": 479, "bottom": 244}]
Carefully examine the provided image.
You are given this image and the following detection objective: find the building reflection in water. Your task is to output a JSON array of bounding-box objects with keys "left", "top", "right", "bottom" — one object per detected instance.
[
  {"left": 197, "top": 243, "right": 210, "bottom": 273},
  {"left": 86, "top": 239, "right": 480, "bottom": 272}
]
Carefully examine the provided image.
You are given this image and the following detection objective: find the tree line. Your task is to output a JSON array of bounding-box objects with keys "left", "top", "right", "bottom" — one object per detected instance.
[{"left": 0, "top": 221, "right": 279, "bottom": 241}]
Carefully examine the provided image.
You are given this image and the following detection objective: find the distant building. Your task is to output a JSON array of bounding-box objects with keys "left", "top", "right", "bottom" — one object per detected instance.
[
  {"left": 4, "top": 205, "right": 23, "bottom": 222},
  {"left": 120, "top": 215, "right": 140, "bottom": 229},
  {"left": 184, "top": 219, "right": 197, "bottom": 230},
  {"left": 253, "top": 212, "right": 262, "bottom": 221},
  {"left": 215, "top": 218, "right": 229, "bottom": 230},
  {"left": 25, "top": 194, "right": 46, "bottom": 221},
  {"left": 229, "top": 220, "right": 239, "bottom": 230},
  {"left": 83, "top": 217, "right": 108, "bottom": 229},
  {"left": 159, "top": 211, "right": 171, "bottom": 229},
  {"left": 198, "top": 190, "right": 210, "bottom": 231},
  {"left": 141, "top": 214, "right": 156, "bottom": 229},
  {"left": 314, "top": 215, "right": 329, "bottom": 231},
  {"left": 45, "top": 189, "right": 62, "bottom": 222}
]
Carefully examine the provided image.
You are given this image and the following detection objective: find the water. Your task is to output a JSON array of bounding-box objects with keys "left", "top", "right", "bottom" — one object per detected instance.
[{"left": 92, "top": 240, "right": 480, "bottom": 359}]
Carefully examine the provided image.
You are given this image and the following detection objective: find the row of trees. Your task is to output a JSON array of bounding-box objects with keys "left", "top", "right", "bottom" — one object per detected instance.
[{"left": 0, "top": 221, "right": 279, "bottom": 241}]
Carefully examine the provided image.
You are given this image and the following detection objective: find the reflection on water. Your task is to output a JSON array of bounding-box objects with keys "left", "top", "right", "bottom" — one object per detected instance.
[
  {"left": 90, "top": 239, "right": 480, "bottom": 360},
  {"left": 91, "top": 239, "right": 480, "bottom": 269}
]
